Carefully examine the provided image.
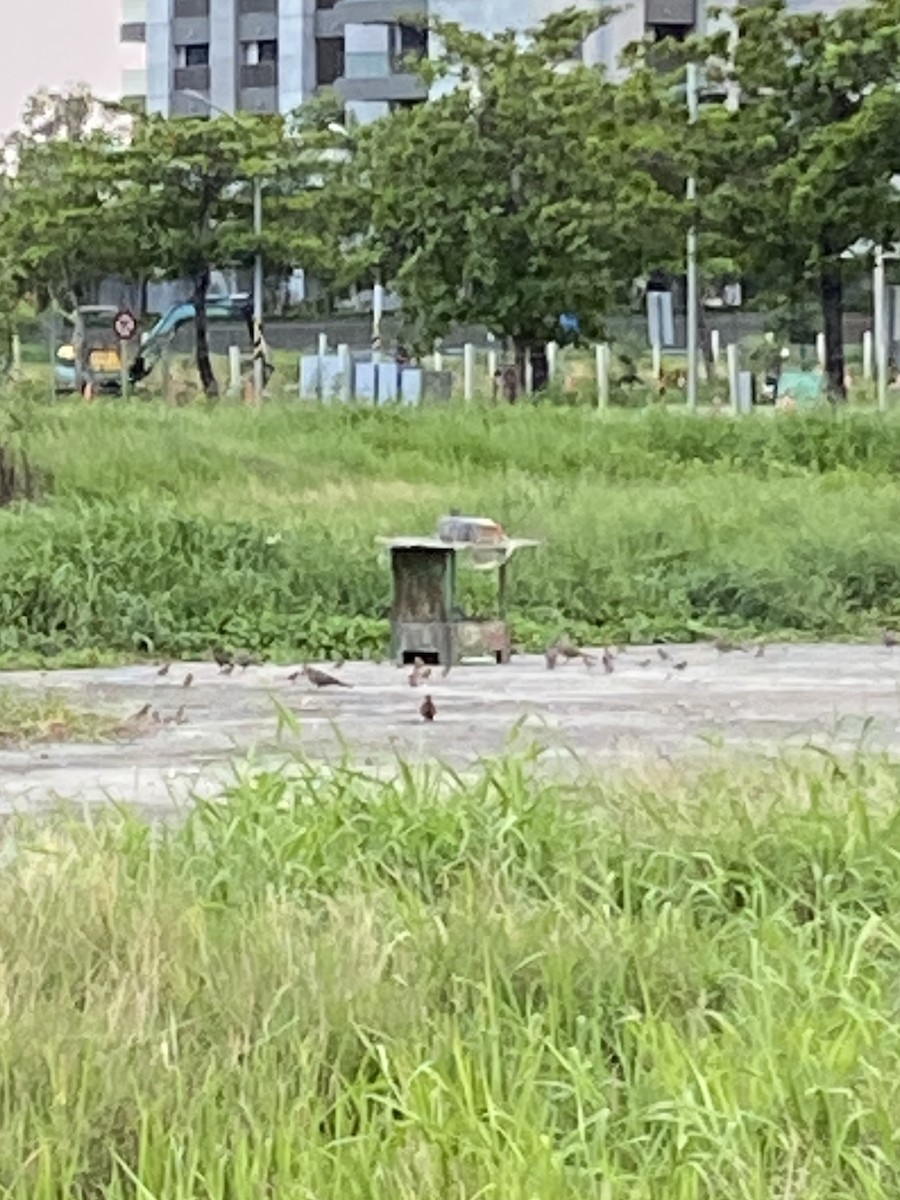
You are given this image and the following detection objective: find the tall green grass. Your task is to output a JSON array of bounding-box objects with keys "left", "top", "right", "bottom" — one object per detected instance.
[
  {"left": 4, "top": 396, "right": 900, "bottom": 660},
  {"left": 2, "top": 752, "right": 900, "bottom": 1197}
]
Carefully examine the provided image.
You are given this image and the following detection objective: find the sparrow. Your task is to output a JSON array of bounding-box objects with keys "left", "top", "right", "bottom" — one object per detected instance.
[
  {"left": 212, "top": 645, "right": 233, "bottom": 671},
  {"left": 131, "top": 703, "right": 152, "bottom": 721},
  {"left": 234, "top": 650, "right": 256, "bottom": 670},
  {"left": 754, "top": 642, "right": 767, "bottom": 659},
  {"left": 883, "top": 629, "right": 897, "bottom": 650},
  {"left": 420, "top": 694, "right": 436, "bottom": 722},
  {"left": 156, "top": 662, "right": 171, "bottom": 677},
  {"left": 673, "top": 660, "right": 688, "bottom": 671},
  {"left": 545, "top": 647, "right": 560, "bottom": 670},
  {"left": 409, "top": 660, "right": 423, "bottom": 687},
  {"left": 332, "top": 655, "right": 345, "bottom": 669},
  {"left": 182, "top": 672, "right": 194, "bottom": 688},
  {"left": 657, "top": 647, "right": 670, "bottom": 661},
  {"left": 175, "top": 705, "right": 188, "bottom": 725},
  {"left": 555, "top": 638, "right": 583, "bottom": 662},
  {"left": 220, "top": 663, "right": 235, "bottom": 676},
  {"left": 303, "top": 665, "right": 352, "bottom": 688},
  {"left": 602, "top": 648, "right": 615, "bottom": 674},
  {"left": 714, "top": 638, "right": 746, "bottom": 653}
]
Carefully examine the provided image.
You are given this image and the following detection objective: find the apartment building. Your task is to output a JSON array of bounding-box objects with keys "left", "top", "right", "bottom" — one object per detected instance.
[{"left": 120, "top": 0, "right": 715, "bottom": 123}]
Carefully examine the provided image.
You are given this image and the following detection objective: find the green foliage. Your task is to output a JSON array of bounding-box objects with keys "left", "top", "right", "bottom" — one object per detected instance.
[
  {"left": 359, "top": 12, "right": 685, "bottom": 356},
  {"left": 2, "top": 752, "right": 900, "bottom": 1195},
  {"left": 686, "top": 0, "right": 900, "bottom": 395},
  {"left": 0, "top": 400, "right": 899, "bottom": 662}
]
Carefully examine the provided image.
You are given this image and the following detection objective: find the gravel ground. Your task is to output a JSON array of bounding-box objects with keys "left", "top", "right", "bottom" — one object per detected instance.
[{"left": 0, "top": 642, "right": 897, "bottom": 814}]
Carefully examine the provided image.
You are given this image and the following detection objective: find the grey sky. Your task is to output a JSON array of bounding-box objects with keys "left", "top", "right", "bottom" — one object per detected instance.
[{"left": 2, "top": 0, "right": 124, "bottom": 136}]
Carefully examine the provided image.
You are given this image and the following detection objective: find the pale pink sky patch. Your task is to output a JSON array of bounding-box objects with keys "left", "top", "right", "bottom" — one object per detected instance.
[{"left": 2, "top": 0, "right": 126, "bottom": 135}]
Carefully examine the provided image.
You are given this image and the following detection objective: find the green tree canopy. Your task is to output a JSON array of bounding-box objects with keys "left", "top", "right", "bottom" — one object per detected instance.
[
  {"left": 691, "top": 0, "right": 900, "bottom": 396},
  {"left": 358, "top": 8, "right": 687, "bottom": 382}
]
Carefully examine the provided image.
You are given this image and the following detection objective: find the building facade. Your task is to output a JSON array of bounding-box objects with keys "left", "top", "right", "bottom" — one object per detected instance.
[{"left": 121, "top": 0, "right": 717, "bottom": 123}]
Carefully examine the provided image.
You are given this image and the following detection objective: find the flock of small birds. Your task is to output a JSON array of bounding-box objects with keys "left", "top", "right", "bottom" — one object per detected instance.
[{"left": 124, "top": 629, "right": 900, "bottom": 732}]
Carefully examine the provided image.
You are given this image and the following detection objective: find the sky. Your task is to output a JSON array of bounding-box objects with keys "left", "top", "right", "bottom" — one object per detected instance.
[{"left": 2, "top": 0, "right": 126, "bottom": 137}]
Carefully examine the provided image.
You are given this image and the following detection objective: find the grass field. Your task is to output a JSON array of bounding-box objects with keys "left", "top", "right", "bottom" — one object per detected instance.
[
  {"left": 0, "top": 752, "right": 898, "bottom": 1197},
  {"left": 3, "top": 392, "right": 900, "bottom": 663}
]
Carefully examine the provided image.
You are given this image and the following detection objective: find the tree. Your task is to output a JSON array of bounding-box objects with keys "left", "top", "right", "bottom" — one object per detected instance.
[
  {"left": 115, "top": 110, "right": 352, "bottom": 395},
  {"left": 0, "top": 87, "right": 132, "bottom": 313},
  {"left": 691, "top": 0, "right": 900, "bottom": 398},
  {"left": 358, "top": 9, "right": 686, "bottom": 386}
]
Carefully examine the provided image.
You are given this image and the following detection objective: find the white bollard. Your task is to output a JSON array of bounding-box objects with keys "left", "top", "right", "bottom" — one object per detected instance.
[
  {"left": 651, "top": 342, "right": 662, "bottom": 381},
  {"left": 433, "top": 346, "right": 443, "bottom": 373},
  {"left": 524, "top": 349, "right": 534, "bottom": 396},
  {"left": 816, "top": 332, "right": 826, "bottom": 368},
  {"left": 486, "top": 333, "right": 497, "bottom": 384},
  {"left": 546, "top": 340, "right": 558, "bottom": 383},
  {"left": 596, "top": 343, "right": 610, "bottom": 410},
  {"left": 228, "top": 345, "right": 242, "bottom": 395},
  {"left": 463, "top": 343, "right": 476, "bottom": 402},
  {"left": 337, "top": 343, "right": 351, "bottom": 403},
  {"left": 726, "top": 343, "right": 740, "bottom": 408},
  {"left": 710, "top": 328, "right": 721, "bottom": 370},
  {"left": 863, "top": 330, "right": 874, "bottom": 380},
  {"left": 317, "top": 331, "right": 328, "bottom": 359},
  {"left": 11, "top": 333, "right": 22, "bottom": 373}
]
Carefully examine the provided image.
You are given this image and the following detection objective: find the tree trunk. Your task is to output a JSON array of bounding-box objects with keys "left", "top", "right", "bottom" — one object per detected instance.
[
  {"left": 819, "top": 259, "right": 845, "bottom": 402},
  {"left": 192, "top": 266, "right": 219, "bottom": 398}
]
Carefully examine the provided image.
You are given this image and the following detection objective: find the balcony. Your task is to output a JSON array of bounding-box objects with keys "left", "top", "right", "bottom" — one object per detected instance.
[
  {"left": 239, "top": 0, "right": 277, "bottom": 10},
  {"left": 240, "top": 61, "right": 279, "bottom": 88},
  {"left": 644, "top": 0, "right": 696, "bottom": 24},
  {"left": 334, "top": 66, "right": 427, "bottom": 103},
  {"left": 173, "top": 0, "right": 209, "bottom": 16},
  {"left": 174, "top": 65, "right": 211, "bottom": 91},
  {"left": 331, "top": 0, "right": 428, "bottom": 25}
]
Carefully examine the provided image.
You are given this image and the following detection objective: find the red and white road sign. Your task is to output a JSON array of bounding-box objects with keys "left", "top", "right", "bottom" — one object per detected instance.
[{"left": 114, "top": 308, "right": 138, "bottom": 341}]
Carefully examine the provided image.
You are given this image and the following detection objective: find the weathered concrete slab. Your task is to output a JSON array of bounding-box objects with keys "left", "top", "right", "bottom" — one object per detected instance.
[{"left": 0, "top": 642, "right": 898, "bottom": 813}]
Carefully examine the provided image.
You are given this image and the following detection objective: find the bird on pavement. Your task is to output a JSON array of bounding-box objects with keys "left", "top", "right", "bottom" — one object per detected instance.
[
  {"left": 409, "top": 656, "right": 427, "bottom": 687},
  {"left": 545, "top": 646, "right": 560, "bottom": 670},
  {"left": 883, "top": 629, "right": 898, "bottom": 650},
  {"left": 212, "top": 645, "right": 233, "bottom": 671},
  {"left": 657, "top": 647, "right": 670, "bottom": 661},
  {"left": 755, "top": 642, "right": 767, "bottom": 658},
  {"left": 303, "top": 664, "right": 352, "bottom": 689},
  {"left": 182, "top": 672, "right": 194, "bottom": 688},
  {"left": 602, "top": 648, "right": 615, "bottom": 674},
  {"left": 420, "top": 694, "right": 436, "bottom": 722},
  {"left": 156, "top": 662, "right": 171, "bottom": 677},
  {"left": 555, "top": 638, "right": 585, "bottom": 662},
  {"left": 714, "top": 638, "right": 747, "bottom": 654},
  {"left": 673, "top": 659, "right": 688, "bottom": 671},
  {"left": 130, "top": 703, "right": 152, "bottom": 721},
  {"left": 234, "top": 650, "right": 257, "bottom": 670}
]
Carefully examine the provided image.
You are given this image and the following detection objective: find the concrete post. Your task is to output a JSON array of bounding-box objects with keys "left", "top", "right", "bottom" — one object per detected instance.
[
  {"left": 710, "top": 329, "right": 721, "bottom": 372},
  {"left": 463, "top": 343, "right": 476, "bottom": 402},
  {"left": 228, "top": 345, "right": 242, "bottom": 395},
  {"left": 337, "top": 343, "right": 351, "bottom": 403},
  {"left": 863, "top": 330, "right": 873, "bottom": 381},
  {"left": 727, "top": 343, "right": 740, "bottom": 409},
  {"left": 487, "top": 333, "right": 497, "bottom": 383},
  {"left": 11, "top": 333, "right": 21, "bottom": 374},
  {"left": 816, "top": 332, "right": 826, "bottom": 368},
  {"left": 546, "top": 340, "right": 558, "bottom": 382},
  {"left": 596, "top": 343, "right": 610, "bottom": 410},
  {"left": 433, "top": 346, "right": 443, "bottom": 373},
  {"left": 651, "top": 342, "right": 662, "bottom": 381}
]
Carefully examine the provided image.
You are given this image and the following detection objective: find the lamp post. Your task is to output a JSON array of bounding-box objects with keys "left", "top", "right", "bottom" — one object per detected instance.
[
  {"left": 686, "top": 63, "right": 699, "bottom": 412},
  {"left": 183, "top": 90, "right": 265, "bottom": 400}
]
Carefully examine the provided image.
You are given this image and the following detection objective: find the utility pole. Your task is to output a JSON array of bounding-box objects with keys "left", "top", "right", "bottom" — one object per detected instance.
[{"left": 686, "top": 62, "right": 699, "bottom": 412}]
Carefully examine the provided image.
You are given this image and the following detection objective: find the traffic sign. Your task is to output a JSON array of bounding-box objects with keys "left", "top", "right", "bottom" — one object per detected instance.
[{"left": 114, "top": 308, "right": 138, "bottom": 341}]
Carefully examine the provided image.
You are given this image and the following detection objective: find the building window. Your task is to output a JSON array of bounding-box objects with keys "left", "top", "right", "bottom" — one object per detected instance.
[
  {"left": 394, "top": 23, "right": 428, "bottom": 65},
  {"left": 316, "top": 37, "right": 345, "bottom": 86},
  {"left": 316, "top": 0, "right": 338, "bottom": 7},
  {"left": 646, "top": 22, "right": 693, "bottom": 40},
  {"left": 241, "top": 39, "right": 278, "bottom": 65},
  {"left": 176, "top": 42, "right": 210, "bottom": 67}
]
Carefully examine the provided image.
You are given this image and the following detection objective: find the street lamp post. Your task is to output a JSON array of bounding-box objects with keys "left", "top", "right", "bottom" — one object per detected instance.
[
  {"left": 183, "top": 90, "right": 266, "bottom": 401},
  {"left": 686, "top": 62, "right": 699, "bottom": 412}
]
